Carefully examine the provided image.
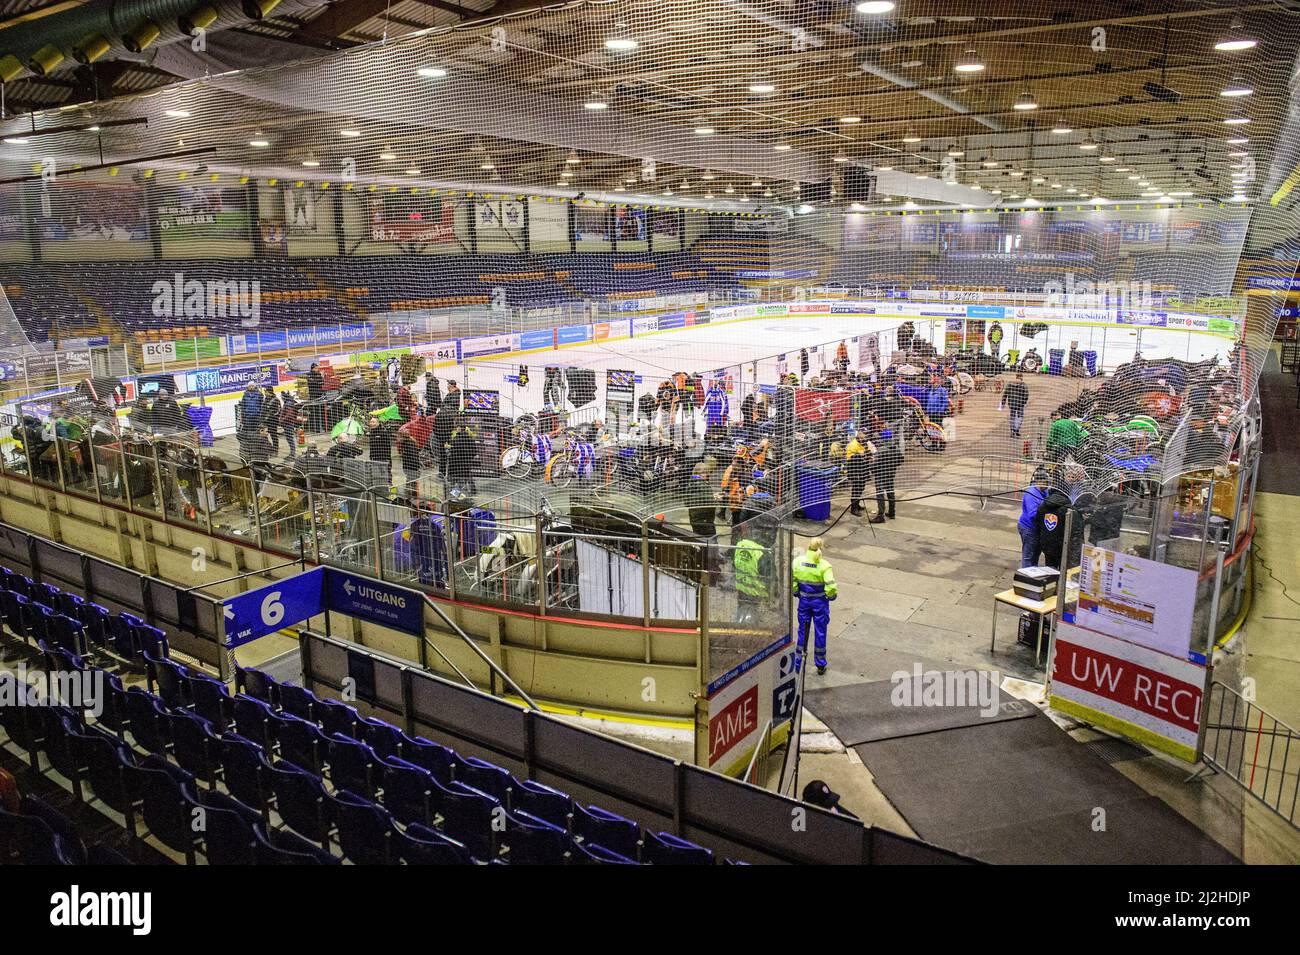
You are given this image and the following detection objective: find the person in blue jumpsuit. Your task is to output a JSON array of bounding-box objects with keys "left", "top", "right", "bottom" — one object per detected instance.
[
  {"left": 703, "top": 376, "right": 729, "bottom": 428},
  {"left": 791, "top": 538, "right": 837, "bottom": 674}
]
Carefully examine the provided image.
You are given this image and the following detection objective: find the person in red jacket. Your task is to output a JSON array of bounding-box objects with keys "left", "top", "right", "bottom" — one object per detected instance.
[
  {"left": 396, "top": 384, "right": 417, "bottom": 422},
  {"left": 397, "top": 413, "right": 435, "bottom": 481}
]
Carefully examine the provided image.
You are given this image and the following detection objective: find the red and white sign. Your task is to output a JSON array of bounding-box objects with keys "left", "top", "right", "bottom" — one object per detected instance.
[
  {"left": 1050, "top": 622, "right": 1205, "bottom": 761},
  {"left": 710, "top": 685, "right": 758, "bottom": 766},
  {"left": 794, "top": 388, "right": 852, "bottom": 422}
]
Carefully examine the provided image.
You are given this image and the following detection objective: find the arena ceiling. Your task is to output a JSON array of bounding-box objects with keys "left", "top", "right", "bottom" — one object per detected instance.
[{"left": 0, "top": 0, "right": 1298, "bottom": 211}]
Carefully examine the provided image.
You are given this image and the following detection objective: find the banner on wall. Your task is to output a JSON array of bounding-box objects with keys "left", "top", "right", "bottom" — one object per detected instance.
[
  {"left": 284, "top": 189, "right": 324, "bottom": 233},
  {"left": 475, "top": 200, "right": 524, "bottom": 231},
  {"left": 39, "top": 181, "right": 148, "bottom": 241},
  {"left": 575, "top": 205, "right": 609, "bottom": 242},
  {"left": 157, "top": 182, "right": 249, "bottom": 239},
  {"left": 649, "top": 210, "right": 679, "bottom": 239},
  {"left": 368, "top": 195, "right": 455, "bottom": 243},
  {"left": 613, "top": 207, "right": 647, "bottom": 241}
]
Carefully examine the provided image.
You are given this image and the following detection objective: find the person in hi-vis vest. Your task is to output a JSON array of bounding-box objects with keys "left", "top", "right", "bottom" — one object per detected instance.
[{"left": 791, "top": 538, "right": 837, "bottom": 674}]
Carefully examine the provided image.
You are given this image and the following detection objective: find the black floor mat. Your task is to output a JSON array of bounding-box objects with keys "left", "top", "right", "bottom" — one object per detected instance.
[
  {"left": 854, "top": 712, "right": 1240, "bottom": 864},
  {"left": 945, "top": 796, "right": 1241, "bottom": 865},
  {"left": 804, "top": 672, "right": 1034, "bottom": 747}
]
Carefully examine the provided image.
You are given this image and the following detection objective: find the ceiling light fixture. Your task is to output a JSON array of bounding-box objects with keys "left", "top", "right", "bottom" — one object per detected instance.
[
  {"left": 584, "top": 94, "right": 609, "bottom": 110},
  {"left": 604, "top": 37, "right": 638, "bottom": 52},
  {"left": 748, "top": 82, "right": 776, "bottom": 94},
  {"left": 954, "top": 49, "right": 985, "bottom": 73},
  {"left": 1223, "top": 116, "right": 1251, "bottom": 125},
  {"left": 416, "top": 67, "right": 447, "bottom": 78},
  {"left": 856, "top": 1, "right": 896, "bottom": 13},
  {"left": 1214, "top": 18, "right": 1257, "bottom": 52},
  {"left": 1013, "top": 91, "right": 1039, "bottom": 111},
  {"left": 1220, "top": 78, "right": 1253, "bottom": 97}
]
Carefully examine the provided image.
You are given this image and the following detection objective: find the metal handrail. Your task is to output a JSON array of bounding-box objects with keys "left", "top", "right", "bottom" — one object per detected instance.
[
  {"left": 421, "top": 593, "right": 540, "bottom": 711},
  {"left": 744, "top": 718, "right": 774, "bottom": 786}
]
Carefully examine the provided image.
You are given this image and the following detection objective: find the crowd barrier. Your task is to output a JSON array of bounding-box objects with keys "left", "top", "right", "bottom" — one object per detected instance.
[{"left": 300, "top": 628, "right": 977, "bottom": 865}]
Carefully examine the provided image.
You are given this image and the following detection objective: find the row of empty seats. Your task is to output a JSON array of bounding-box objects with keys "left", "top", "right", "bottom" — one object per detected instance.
[{"left": 0, "top": 564, "right": 726, "bottom": 865}]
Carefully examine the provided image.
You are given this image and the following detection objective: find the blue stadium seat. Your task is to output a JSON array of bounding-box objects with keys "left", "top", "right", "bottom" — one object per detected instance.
[
  {"left": 263, "top": 755, "right": 331, "bottom": 848},
  {"left": 510, "top": 778, "right": 572, "bottom": 830},
  {"left": 573, "top": 841, "right": 639, "bottom": 865},
  {"left": 146, "top": 652, "right": 188, "bottom": 709},
  {"left": 19, "top": 793, "right": 88, "bottom": 865},
  {"left": 277, "top": 682, "right": 316, "bottom": 722},
  {"left": 132, "top": 623, "right": 169, "bottom": 660},
  {"left": 77, "top": 602, "right": 112, "bottom": 653},
  {"left": 231, "top": 694, "right": 277, "bottom": 751},
  {"left": 124, "top": 688, "right": 170, "bottom": 756},
  {"left": 400, "top": 733, "right": 457, "bottom": 785},
  {"left": 274, "top": 712, "right": 325, "bottom": 773},
  {"left": 186, "top": 673, "right": 231, "bottom": 732},
  {"left": 132, "top": 754, "right": 199, "bottom": 864},
  {"left": 359, "top": 715, "right": 403, "bottom": 762},
  {"left": 329, "top": 789, "right": 394, "bottom": 865},
  {"left": 95, "top": 671, "right": 131, "bottom": 739},
  {"left": 328, "top": 733, "right": 377, "bottom": 798},
  {"left": 239, "top": 667, "right": 280, "bottom": 707},
  {"left": 214, "top": 733, "right": 268, "bottom": 816},
  {"left": 432, "top": 781, "right": 499, "bottom": 861},
  {"left": 503, "top": 809, "right": 570, "bottom": 865},
  {"left": 315, "top": 698, "right": 358, "bottom": 739},
  {"left": 252, "top": 821, "right": 339, "bottom": 865},
  {"left": 393, "top": 822, "right": 473, "bottom": 865},
  {"left": 572, "top": 803, "right": 640, "bottom": 859},
  {"left": 457, "top": 756, "right": 514, "bottom": 803},
  {"left": 41, "top": 712, "right": 89, "bottom": 801},
  {"left": 168, "top": 710, "right": 218, "bottom": 786},
  {"left": 196, "top": 789, "right": 259, "bottom": 865},
  {"left": 641, "top": 830, "right": 713, "bottom": 865},
  {"left": 77, "top": 729, "right": 140, "bottom": 836},
  {"left": 380, "top": 757, "right": 435, "bottom": 827},
  {"left": 0, "top": 807, "right": 73, "bottom": 864}
]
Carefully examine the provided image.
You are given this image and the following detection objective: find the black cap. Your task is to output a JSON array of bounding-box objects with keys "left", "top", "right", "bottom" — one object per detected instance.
[{"left": 802, "top": 780, "right": 840, "bottom": 808}]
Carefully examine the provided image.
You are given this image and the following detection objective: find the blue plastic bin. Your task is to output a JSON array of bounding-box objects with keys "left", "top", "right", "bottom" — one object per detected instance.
[
  {"left": 796, "top": 464, "right": 836, "bottom": 522},
  {"left": 1082, "top": 350, "right": 1098, "bottom": 376},
  {"left": 1048, "top": 348, "right": 1065, "bottom": 375},
  {"left": 186, "top": 405, "right": 215, "bottom": 447}
]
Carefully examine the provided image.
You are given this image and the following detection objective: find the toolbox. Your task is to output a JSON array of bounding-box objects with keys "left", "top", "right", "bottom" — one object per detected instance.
[{"left": 1013, "top": 566, "right": 1059, "bottom": 602}]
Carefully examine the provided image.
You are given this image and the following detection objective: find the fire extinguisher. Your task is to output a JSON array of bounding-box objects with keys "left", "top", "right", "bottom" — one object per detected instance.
[{"left": 297, "top": 427, "right": 306, "bottom": 447}]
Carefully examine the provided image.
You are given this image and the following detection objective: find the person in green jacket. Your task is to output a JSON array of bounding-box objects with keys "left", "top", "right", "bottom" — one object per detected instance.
[
  {"left": 1045, "top": 410, "right": 1089, "bottom": 462},
  {"left": 733, "top": 534, "right": 769, "bottom": 623},
  {"left": 792, "top": 538, "right": 837, "bottom": 674}
]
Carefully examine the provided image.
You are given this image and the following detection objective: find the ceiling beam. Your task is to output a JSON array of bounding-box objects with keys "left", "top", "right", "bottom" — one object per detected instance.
[{"left": 299, "top": 0, "right": 394, "bottom": 43}]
